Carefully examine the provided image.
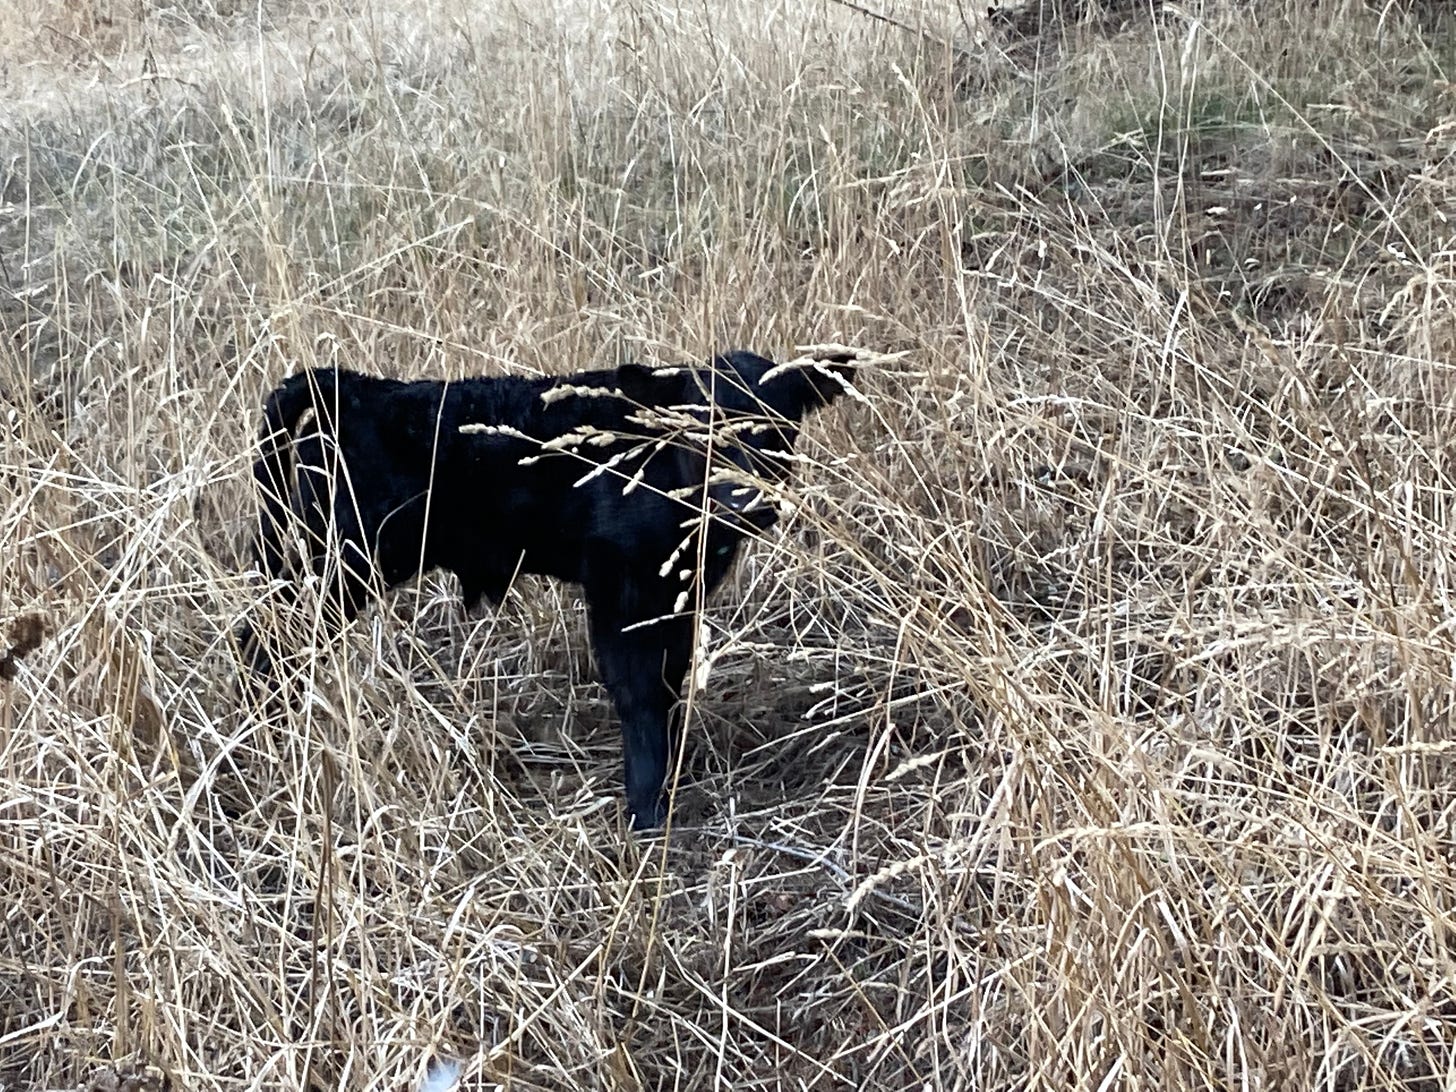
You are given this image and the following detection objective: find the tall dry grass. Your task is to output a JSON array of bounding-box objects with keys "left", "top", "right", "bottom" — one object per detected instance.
[{"left": 2, "top": 0, "right": 1455, "bottom": 1088}]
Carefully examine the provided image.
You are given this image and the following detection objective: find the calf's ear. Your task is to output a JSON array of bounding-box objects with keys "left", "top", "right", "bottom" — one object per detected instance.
[
  {"left": 616, "top": 362, "right": 685, "bottom": 406},
  {"left": 761, "top": 351, "right": 861, "bottom": 417},
  {"left": 798, "top": 352, "right": 859, "bottom": 406}
]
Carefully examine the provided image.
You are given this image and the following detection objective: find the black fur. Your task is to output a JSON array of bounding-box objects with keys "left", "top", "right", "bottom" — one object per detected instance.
[{"left": 236, "top": 350, "right": 857, "bottom": 828}]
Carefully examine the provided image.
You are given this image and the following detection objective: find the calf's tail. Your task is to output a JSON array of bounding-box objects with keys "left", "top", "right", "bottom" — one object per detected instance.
[{"left": 252, "top": 368, "right": 338, "bottom": 577}]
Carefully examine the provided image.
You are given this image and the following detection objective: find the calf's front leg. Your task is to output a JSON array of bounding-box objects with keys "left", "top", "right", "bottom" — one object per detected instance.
[{"left": 584, "top": 560, "right": 694, "bottom": 829}]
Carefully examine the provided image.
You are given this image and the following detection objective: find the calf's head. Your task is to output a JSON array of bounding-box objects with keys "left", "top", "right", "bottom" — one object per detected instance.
[{"left": 614, "top": 349, "right": 859, "bottom": 534}]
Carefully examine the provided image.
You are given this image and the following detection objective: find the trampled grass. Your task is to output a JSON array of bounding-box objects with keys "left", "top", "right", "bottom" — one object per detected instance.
[{"left": 2, "top": 0, "right": 1455, "bottom": 1088}]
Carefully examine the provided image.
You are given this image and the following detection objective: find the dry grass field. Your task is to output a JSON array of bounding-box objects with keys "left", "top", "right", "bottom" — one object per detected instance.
[{"left": 3, "top": 0, "right": 1455, "bottom": 1088}]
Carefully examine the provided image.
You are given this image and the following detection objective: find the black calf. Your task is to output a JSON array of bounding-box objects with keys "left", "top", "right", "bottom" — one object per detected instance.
[{"left": 236, "top": 349, "right": 858, "bottom": 828}]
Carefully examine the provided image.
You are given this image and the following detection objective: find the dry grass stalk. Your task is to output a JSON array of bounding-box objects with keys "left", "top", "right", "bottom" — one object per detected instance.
[{"left": 2, "top": 0, "right": 1455, "bottom": 1088}]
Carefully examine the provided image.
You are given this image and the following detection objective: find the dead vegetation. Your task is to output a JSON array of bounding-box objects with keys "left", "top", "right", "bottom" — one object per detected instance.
[{"left": 2, "top": 0, "right": 1455, "bottom": 1088}]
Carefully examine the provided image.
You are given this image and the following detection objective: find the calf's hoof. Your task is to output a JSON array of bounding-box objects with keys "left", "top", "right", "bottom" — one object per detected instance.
[{"left": 627, "top": 791, "right": 670, "bottom": 832}]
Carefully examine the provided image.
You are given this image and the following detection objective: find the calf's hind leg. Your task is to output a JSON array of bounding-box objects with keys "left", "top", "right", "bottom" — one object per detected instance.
[{"left": 238, "top": 441, "right": 379, "bottom": 693}]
